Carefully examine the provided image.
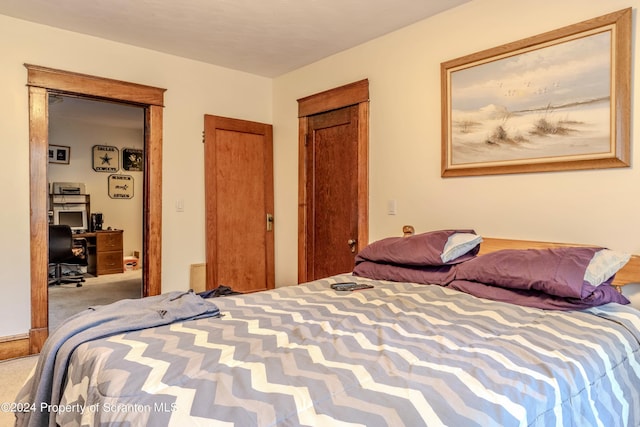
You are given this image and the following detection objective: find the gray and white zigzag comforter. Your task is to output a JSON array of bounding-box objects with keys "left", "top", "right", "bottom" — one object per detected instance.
[{"left": 54, "top": 274, "right": 640, "bottom": 426}]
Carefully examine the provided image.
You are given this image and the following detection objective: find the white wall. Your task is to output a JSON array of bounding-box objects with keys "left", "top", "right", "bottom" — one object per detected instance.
[
  {"left": 272, "top": 0, "right": 640, "bottom": 291},
  {"left": 1, "top": 0, "right": 638, "bottom": 338},
  {"left": 0, "top": 15, "right": 271, "bottom": 337},
  {"left": 49, "top": 115, "right": 144, "bottom": 257}
]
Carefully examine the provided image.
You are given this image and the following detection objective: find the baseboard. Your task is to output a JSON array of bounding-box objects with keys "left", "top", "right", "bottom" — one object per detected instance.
[{"left": 0, "top": 334, "right": 30, "bottom": 361}]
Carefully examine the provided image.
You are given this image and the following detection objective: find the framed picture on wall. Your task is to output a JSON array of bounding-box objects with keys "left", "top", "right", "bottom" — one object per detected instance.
[
  {"left": 122, "top": 148, "right": 144, "bottom": 171},
  {"left": 440, "top": 8, "right": 631, "bottom": 177},
  {"left": 48, "top": 145, "right": 70, "bottom": 164},
  {"left": 92, "top": 145, "right": 119, "bottom": 172}
]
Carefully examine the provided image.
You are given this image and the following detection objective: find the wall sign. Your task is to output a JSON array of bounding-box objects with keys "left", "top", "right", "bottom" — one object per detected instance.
[
  {"left": 122, "top": 147, "right": 144, "bottom": 171},
  {"left": 108, "top": 174, "right": 134, "bottom": 199},
  {"left": 92, "top": 145, "right": 119, "bottom": 172}
]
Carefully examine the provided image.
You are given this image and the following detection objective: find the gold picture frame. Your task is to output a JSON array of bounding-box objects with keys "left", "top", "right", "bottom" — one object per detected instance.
[{"left": 441, "top": 8, "right": 631, "bottom": 177}]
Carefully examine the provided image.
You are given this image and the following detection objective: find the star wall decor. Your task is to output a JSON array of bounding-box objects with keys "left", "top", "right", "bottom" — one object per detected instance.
[
  {"left": 92, "top": 145, "right": 119, "bottom": 172},
  {"left": 100, "top": 153, "right": 112, "bottom": 165}
]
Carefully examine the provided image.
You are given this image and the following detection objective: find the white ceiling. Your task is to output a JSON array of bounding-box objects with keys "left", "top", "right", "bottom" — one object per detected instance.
[
  {"left": 0, "top": 0, "right": 470, "bottom": 78},
  {"left": 49, "top": 95, "right": 145, "bottom": 130}
]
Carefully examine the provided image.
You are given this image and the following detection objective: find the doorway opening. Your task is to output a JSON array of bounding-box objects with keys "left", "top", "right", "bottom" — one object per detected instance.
[
  {"left": 26, "top": 64, "right": 165, "bottom": 353},
  {"left": 47, "top": 95, "right": 145, "bottom": 331}
]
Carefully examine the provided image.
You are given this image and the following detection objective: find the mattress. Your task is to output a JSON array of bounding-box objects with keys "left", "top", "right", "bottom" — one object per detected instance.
[{"left": 53, "top": 274, "right": 640, "bottom": 426}]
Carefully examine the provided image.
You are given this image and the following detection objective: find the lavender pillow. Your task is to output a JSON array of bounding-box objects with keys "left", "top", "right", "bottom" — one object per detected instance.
[
  {"left": 355, "top": 229, "right": 481, "bottom": 267},
  {"left": 449, "top": 279, "right": 629, "bottom": 310},
  {"left": 353, "top": 261, "right": 456, "bottom": 286},
  {"left": 454, "top": 247, "right": 627, "bottom": 300}
]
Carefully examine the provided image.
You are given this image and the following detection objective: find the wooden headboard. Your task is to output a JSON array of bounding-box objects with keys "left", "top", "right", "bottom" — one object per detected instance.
[{"left": 401, "top": 226, "right": 640, "bottom": 288}]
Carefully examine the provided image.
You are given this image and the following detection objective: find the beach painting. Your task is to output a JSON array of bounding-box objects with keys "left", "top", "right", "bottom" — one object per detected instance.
[{"left": 441, "top": 9, "right": 631, "bottom": 177}]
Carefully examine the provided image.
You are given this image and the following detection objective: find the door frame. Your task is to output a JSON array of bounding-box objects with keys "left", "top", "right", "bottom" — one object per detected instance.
[
  {"left": 26, "top": 64, "right": 166, "bottom": 353},
  {"left": 297, "top": 79, "right": 369, "bottom": 283}
]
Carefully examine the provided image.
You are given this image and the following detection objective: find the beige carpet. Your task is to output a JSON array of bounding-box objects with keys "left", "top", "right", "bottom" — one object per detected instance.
[
  {"left": 0, "top": 355, "right": 37, "bottom": 426},
  {"left": 0, "top": 271, "right": 142, "bottom": 426},
  {"left": 49, "top": 269, "right": 142, "bottom": 331}
]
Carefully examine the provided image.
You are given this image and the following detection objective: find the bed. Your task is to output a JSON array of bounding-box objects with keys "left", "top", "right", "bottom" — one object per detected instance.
[{"left": 15, "top": 231, "right": 640, "bottom": 427}]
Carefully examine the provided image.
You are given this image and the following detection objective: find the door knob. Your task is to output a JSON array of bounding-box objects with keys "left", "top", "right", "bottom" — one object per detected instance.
[{"left": 347, "top": 239, "right": 357, "bottom": 253}]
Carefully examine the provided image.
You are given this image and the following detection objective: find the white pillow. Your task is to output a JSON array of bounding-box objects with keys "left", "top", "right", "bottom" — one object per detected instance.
[
  {"left": 584, "top": 249, "right": 631, "bottom": 286},
  {"left": 441, "top": 233, "right": 483, "bottom": 263}
]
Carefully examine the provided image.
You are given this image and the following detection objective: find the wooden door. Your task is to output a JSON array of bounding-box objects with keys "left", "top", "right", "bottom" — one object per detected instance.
[
  {"left": 298, "top": 80, "right": 369, "bottom": 283},
  {"left": 204, "top": 115, "right": 274, "bottom": 293},
  {"left": 305, "top": 106, "right": 360, "bottom": 279}
]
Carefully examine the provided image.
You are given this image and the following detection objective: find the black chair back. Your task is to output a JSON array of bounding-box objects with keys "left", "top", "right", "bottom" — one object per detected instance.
[{"left": 49, "top": 225, "right": 75, "bottom": 262}]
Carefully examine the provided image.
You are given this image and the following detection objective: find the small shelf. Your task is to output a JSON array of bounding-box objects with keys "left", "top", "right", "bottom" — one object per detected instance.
[{"left": 49, "top": 193, "right": 91, "bottom": 226}]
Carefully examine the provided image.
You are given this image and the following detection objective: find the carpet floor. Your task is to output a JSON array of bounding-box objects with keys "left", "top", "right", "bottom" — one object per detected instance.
[
  {"left": 0, "top": 271, "right": 142, "bottom": 426},
  {"left": 49, "top": 269, "right": 142, "bottom": 332},
  {"left": 0, "top": 355, "right": 38, "bottom": 427}
]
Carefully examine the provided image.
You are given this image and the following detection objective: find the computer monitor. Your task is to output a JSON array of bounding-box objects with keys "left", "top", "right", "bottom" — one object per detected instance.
[{"left": 53, "top": 207, "right": 88, "bottom": 233}]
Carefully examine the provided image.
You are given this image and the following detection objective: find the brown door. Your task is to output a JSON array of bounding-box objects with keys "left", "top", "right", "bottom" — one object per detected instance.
[
  {"left": 305, "top": 105, "right": 361, "bottom": 280},
  {"left": 297, "top": 80, "right": 369, "bottom": 283},
  {"left": 204, "top": 115, "right": 274, "bottom": 293}
]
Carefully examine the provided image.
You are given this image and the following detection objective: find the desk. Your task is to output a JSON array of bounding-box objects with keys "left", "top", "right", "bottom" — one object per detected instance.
[{"left": 75, "top": 230, "right": 124, "bottom": 276}]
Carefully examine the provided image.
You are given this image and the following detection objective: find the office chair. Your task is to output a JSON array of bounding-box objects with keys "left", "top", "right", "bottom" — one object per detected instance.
[{"left": 48, "top": 225, "right": 87, "bottom": 287}]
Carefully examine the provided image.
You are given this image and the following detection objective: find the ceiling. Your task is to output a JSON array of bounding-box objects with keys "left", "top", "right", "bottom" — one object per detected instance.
[
  {"left": 0, "top": 0, "right": 470, "bottom": 78},
  {"left": 49, "top": 95, "right": 145, "bottom": 130}
]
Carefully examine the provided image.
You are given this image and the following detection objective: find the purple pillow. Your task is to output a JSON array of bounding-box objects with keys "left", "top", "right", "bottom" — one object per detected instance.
[
  {"left": 449, "top": 279, "right": 629, "bottom": 310},
  {"left": 355, "top": 229, "right": 480, "bottom": 267},
  {"left": 353, "top": 261, "right": 456, "bottom": 286},
  {"left": 453, "top": 246, "right": 632, "bottom": 310},
  {"left": 454, "top": 247, "right": 605, "bottom": 299}
]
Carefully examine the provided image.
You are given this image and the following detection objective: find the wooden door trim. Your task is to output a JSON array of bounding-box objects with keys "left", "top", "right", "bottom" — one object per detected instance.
[
  {"left": 297, "top": 79, "right": 369, "bottom": 117},
  {"left": 25, "top": 64, "right": 165, "bottom": 106},
  {"left": 25, "top": 64, "right": 165, "bottom": 354},
  {"left": 297, "top": 79, "right": 369, "bottom": 283}
]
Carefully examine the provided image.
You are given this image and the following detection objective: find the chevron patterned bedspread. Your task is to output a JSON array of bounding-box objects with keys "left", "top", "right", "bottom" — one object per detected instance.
[{"left": 56, "top": 274, "right": 640, "bottom": 427}]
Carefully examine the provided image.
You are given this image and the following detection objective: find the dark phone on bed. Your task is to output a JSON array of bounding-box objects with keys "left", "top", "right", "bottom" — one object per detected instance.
[{"left": 331, "top": 282, "right": 374, "bottom": 291}]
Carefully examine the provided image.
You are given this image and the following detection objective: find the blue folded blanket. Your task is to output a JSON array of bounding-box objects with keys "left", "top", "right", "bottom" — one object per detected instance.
[{"left": 15, "top": 290, "right": 220, "bottom": 427}]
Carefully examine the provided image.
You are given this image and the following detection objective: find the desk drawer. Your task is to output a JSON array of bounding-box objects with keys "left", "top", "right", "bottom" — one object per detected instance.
[
  {"left": 96, "top": 251, "right": 124, "bottom": 275},
  {"left": 96, "top": 231, "right": 123, "bottom": 251}
]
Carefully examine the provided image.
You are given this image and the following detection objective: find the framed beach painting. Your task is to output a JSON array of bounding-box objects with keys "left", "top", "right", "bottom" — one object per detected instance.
[{"left": 440, "top": 8, "right": 631, "bottom": 177}]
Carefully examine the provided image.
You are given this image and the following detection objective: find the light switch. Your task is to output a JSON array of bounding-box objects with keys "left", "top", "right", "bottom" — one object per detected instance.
[
  {"left": 175, "top": 199, "right": 184, "bottom": 212},
  {"left": 387, "top": 199, "right": 397, "bottom": 215}
]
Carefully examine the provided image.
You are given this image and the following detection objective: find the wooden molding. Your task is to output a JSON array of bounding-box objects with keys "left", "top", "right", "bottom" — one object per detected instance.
[
  {"left": 26, "top": 64, "right": 165, "bottom": 353},
  {"left": 0, "top": 335, "right": 30, "bottom": 361},
  {"left": 297, "top": 79, "right": 369, "bottom": 117},
  {"left": 25, "top": 64, "right": 165, "bottom": 106}
]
